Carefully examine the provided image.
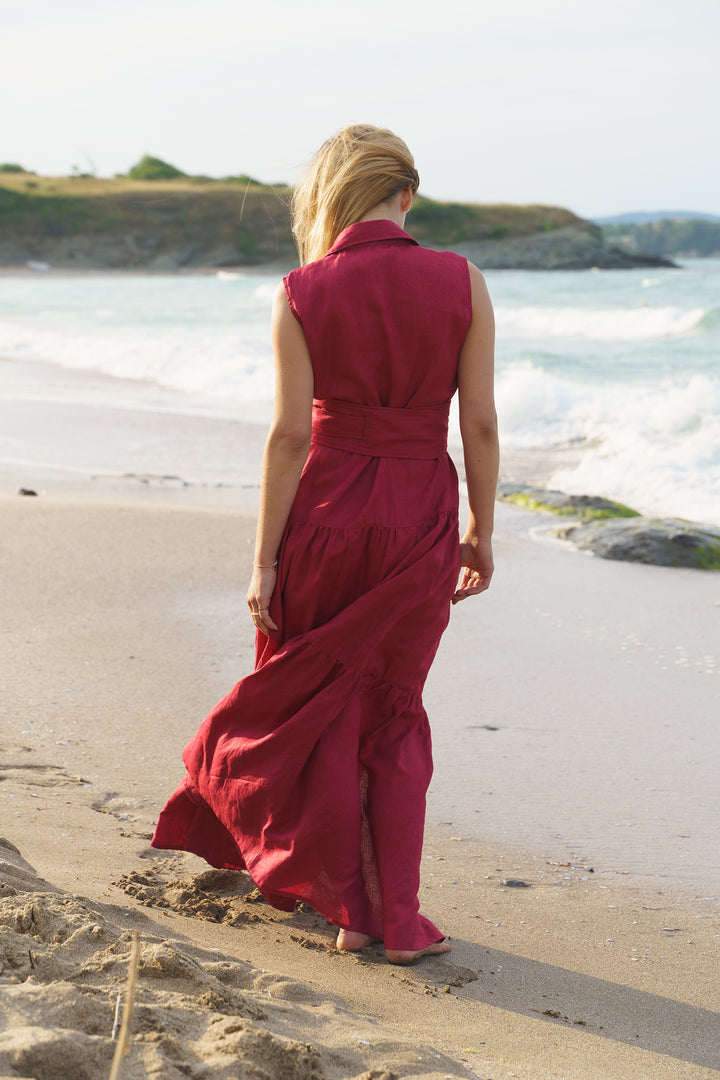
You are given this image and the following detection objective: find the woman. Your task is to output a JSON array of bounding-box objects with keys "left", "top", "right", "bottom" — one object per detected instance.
[{"left": 152, "top": 124, "right": 498, "bottom": 965}]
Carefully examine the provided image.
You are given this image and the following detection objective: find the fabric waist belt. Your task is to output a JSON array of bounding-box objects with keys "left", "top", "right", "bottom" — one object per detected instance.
[{"left": 311, "top": 398, "right": 450, "bottom": 460}]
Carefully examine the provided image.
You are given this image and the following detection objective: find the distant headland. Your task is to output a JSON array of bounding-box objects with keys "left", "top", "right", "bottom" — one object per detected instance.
[{"left": 0, "top": 156, "right": 675, "bottom": 271}]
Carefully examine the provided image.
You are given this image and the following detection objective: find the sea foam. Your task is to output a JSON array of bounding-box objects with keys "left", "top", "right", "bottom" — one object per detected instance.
[
  {"left": 495, "top": 304, "right": 708, "bottom": 340},
  {"left": 498, "top": 362, "right": 720, "bottom": 523}
]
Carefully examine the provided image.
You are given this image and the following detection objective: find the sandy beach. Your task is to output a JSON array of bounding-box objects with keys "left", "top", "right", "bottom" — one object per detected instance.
[{"left": 1, "top": 355, "right": 719, "bottom": 1079}]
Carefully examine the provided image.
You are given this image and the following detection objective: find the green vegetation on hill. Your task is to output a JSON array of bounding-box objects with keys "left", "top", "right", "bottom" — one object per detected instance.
[
  {"left": 602, "top": 218, "right": 720, "bottom": 257},
  {"left": 0, "top": 172, "right": 295, "bottom": 267},
  {"left": 120, "top": 155, "right": 264, "bottom": 188},
  {"left": 125, "top": 155, "right": 188, "bottom": 181},
  {"left": 409, "top": 197, "right": 580, "bottom": 245}
]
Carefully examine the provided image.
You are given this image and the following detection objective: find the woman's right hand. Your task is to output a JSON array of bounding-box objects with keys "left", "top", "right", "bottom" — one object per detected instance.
[
  {"left": 452, "top": 537, "right": 494, "bottom": 603},
  {"left": 246, "top": 567, "right": 279, "bottom": 635}
]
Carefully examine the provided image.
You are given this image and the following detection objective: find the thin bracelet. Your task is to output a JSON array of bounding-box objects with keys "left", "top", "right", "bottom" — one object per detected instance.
[{"left": 253, "top": 560, "right": 278, "bottom": 569}]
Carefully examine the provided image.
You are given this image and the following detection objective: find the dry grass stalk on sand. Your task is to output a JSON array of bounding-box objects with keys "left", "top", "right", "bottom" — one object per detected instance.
[{"left": 108, "top": 929, "right": 140, "bottom": 1080}]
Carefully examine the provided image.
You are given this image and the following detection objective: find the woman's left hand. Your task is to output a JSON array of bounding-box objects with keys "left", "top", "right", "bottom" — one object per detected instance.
[
  {"left": 452, "top": 537, "right": 494, "bottom": 603},
  {"left": 246, "top": 567, "right": 279, "bottom": 635}
]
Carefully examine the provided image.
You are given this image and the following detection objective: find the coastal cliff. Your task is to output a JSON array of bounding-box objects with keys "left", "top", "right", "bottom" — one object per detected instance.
[{"left": 0, "top": 173, "right": 673, "bottom": 271}]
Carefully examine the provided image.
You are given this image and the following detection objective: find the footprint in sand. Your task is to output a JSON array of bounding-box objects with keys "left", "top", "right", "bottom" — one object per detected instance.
[
  {"left": 114, "top": 866, "right": 264, "bottom": 927},
  {"left": 0, "top": 759, "right": 88, "bottom": 789}
]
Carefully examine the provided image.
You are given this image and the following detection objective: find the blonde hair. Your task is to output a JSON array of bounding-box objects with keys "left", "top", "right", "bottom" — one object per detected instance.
[{"left": 291, "top": 124, "right": 420, "bottom": 265}]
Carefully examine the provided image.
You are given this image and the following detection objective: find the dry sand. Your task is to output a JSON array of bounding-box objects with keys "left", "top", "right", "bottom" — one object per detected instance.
[{"left": 1, "top": 356, "right": 719, "bottom": 1079}]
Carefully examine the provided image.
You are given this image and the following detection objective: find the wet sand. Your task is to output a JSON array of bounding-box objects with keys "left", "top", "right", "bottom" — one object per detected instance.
[{"left": 1, "top": 355, "right": 719, "bottom": 1078}]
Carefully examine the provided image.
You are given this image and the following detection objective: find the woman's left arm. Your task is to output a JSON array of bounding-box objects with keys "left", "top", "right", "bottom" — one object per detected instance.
[{"left": 247, "top": 283, "right": 314, "bottom": 635}]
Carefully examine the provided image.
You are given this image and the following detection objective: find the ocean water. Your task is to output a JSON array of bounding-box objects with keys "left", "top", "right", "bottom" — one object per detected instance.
[{"left": 1, "top": 259, "right": 718, "bottom": 524}]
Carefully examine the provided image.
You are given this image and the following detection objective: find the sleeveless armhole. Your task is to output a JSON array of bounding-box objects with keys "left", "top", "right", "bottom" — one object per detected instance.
[
  {"left": 283, "top": 273, "right": 304, "bottom": 328},
  {"left": 458, "top": 255, "right": 473, "bottom": 328}
]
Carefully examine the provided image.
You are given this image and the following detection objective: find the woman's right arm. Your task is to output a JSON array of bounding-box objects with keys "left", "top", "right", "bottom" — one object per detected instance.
[
  {"left": 453, "top": 262, "right": 499, "bottom": 603},
  {"left": 246, "top": 283, "right": 314, "bottom": 634}
]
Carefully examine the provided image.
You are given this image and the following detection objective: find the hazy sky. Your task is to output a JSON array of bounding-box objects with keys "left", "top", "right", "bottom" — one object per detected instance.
[{"left": 2, "top": 0, "right": 718, "bottom": 218}]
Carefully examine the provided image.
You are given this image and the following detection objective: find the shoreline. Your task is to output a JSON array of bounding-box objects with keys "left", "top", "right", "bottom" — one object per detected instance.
[
  {"left": 4, "top": 352, "right": 717, "bottom": 529},
  {"left": 3, "top": 370, "right": 716, "bottom": 897},
  {"left": 0, "top": 351, "right": 589, "bottom": 508},
  {"left": 0, "top": 262, "right": 288, "bottom": 278}
]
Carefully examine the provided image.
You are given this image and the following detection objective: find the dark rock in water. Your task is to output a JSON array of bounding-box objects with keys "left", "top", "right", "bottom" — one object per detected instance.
[
  {"left": 556, "top": 518, "right": 720, "bottom": 570},
  {"left": 17, "top": 487, "right": 38, "bottom": 496},
  {"left": 497, "top": 482, "right": 640, "bottom": 522}
]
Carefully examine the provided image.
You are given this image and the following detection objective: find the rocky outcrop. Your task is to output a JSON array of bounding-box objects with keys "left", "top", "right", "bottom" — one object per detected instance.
[
  {"left": 0, "top": 180, "right": 676, "bottom": 271},
  {"left": 497, "top": 483, "right": 720, "bottom": 569},
  {"left": 453, "top": 226, "right": 675, "bottom": 270},
  {"left": 555, "top": 518, "right": 720, "bottom": 570}
]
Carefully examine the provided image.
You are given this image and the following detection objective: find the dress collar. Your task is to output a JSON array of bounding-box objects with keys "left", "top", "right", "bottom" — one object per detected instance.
[{"left": 326, "top": 219, "right": 419, "bottom": 257}]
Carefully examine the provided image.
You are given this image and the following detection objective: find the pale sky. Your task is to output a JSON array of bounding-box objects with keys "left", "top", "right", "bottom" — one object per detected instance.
[{"left": 2, "top": 0, "right": 718, "bottom": 218}]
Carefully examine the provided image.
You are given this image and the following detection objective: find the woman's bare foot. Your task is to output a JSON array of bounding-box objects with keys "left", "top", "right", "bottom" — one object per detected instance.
[
  {"left": 385, "top": 939, "right": 451, "bottom": 965},
  {"left": 336, "top": 929, "right": 379, "bottom": 951}
]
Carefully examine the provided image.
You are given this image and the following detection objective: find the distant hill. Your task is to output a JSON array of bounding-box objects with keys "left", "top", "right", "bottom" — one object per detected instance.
[
  {"left": 600, "top": 216, "right": 720, "bottom": 258},
  {"left": 0, "top": 168, "right": 674, "bottom": 271},
  {"left": 594, "top": 210, "right": 720, "bottom": 225}
]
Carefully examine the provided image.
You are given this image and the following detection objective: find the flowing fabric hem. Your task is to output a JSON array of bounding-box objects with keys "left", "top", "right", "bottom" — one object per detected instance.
[{"left": 151, "top": 776, "right": 444, "bottom": 951}]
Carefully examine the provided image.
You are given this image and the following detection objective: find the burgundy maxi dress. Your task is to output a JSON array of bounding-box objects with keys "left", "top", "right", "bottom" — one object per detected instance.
[{"left": 151, "top": 220, "right": 472, "bottom": 951}]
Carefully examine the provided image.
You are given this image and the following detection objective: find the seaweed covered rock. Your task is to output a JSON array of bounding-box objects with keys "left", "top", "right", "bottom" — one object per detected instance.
[
  {"left": 555, "top": 518, "right": 720, "bottom": 569},
  {"left": 497, "top": 482, "right": 640, "bottom": 522},
  {"left": 496, "top": 483, "right": 720, "bottom": 568}
]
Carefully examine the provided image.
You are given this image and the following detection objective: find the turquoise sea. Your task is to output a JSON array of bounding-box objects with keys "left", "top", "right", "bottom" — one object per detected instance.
[{"left": 1, "top": 259, "right": 718, "bottom": 524}]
